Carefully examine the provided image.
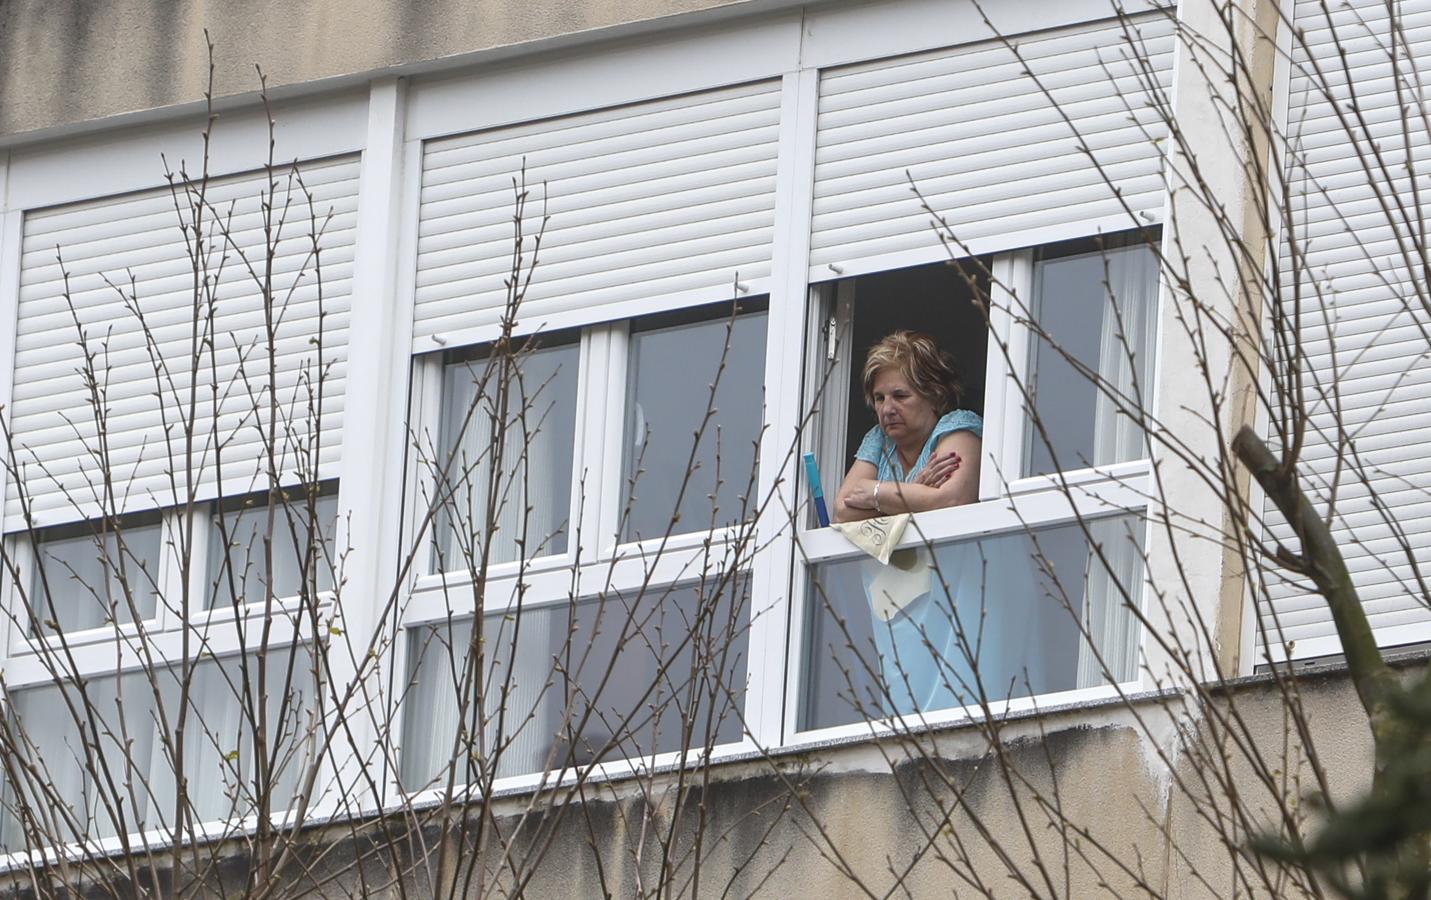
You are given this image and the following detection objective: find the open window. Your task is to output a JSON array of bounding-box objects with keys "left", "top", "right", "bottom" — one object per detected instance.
[
  {"left": 795, "top": 233, "right": 1159, "bottom": 737},
  {"left": 808, "top": 260, "right": 990, "bottom": 519}
]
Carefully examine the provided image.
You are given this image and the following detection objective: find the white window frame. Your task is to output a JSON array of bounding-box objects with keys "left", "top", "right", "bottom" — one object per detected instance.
[
  {"left": 394, "top": 301, "right": 774, "bottom": 802},
  {"left": 388, "top": 0, "right": 1178, "bottom": 796},
  {"left": 784, "top": 239, "right": 1158, "bottom": 746},
  {"left": 0, "top": 92, "right": 367, "bottom": 854}
]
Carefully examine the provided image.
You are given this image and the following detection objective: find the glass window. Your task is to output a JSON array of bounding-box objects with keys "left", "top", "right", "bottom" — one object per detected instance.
[
  {"left": 1024, "top": 240, "right": 1159, "bottom": 477},
  {"left": 801, "top": 516, "right": 1142, "bottom": 731},
  {"left": 207, "top": 485, "right": 339, "bottom": 609},
  {"left": 622, "top": 302, "right": 768, "bottom": 542},
  {"left": 401, "top": 576, "right": 750, "bottom": 790},
  {"left": 27, "top": 513, "right": 164, "bottom": 634},
  {"left": 0, "top": 670, "right": 155, "bottom": 849},
  {"left": 432, "top": 337, "right": 580, "bottom": 572},
  {"left": 151, "top": 648, "right": 316, "bottom": 826},
  {"left": 0, "top": 648, "right": 317, "bottom": 849}
]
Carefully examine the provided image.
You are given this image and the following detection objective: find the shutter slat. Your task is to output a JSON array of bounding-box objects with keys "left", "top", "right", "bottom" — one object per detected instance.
[
  {"left": 17, "top": 262, "right": 355, "bottom": 345},
  {"left": 20, "top": 158, "right": 359, "bottom": 242},
  {"left": 1260, "top": 0, "right": 1431, "bottom": 659},
  {"left": 416, "top": 197, "right": 773, "bottom": 285},
  {"left": 411, "top": 81, "right": 780, "bottom": 345},
  {"left": 809, "top": 13, "right": 1173, "bottom": 275},
  {"left": 8, "top": 158, "right": 359, "bottom": 526},
  {"left": 19, "top": 211, "right": 359, "bottom": 297},
  {"left": 11, "top": 320, "right": 351, "bottom": 411}
]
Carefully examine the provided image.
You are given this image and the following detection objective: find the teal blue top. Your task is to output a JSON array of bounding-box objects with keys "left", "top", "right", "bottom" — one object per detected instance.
[{"left": 854, "top": 409, "right": 983, "bottom": 483}]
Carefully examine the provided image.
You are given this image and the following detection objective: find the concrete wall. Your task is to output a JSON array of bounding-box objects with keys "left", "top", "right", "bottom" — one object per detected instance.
[
  {"left": 451, "top": 669, "right": 1370, "bottom": 899},
  {"left": 187, "top": 668, "right": 1364, "bottom": 900},
  {"left": 0, "top": 0, "right": 771, "bottom": 140},
  {"left": 0, "top": 665, "right": 1378, "bottom": 898}
]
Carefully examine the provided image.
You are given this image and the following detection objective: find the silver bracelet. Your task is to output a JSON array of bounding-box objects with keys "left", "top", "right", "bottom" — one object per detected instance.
[{"left": 873, "top": 480, "right": 883, "bottom": 515}]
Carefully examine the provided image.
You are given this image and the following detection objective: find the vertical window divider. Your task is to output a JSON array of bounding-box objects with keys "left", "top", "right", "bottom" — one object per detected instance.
[
  {"left": 570, "top": 327, "right": 605, "bottom": 569},
  {"left": 754, "top": 66, "right": 819, "bottom": 750},
  {"left": 982, "top": 250, "right": 1034, "bottom": 499},
  {"left": 323, "top": 75, "right": 412, "bottom": 815},
  {"left": 594, "top": 322, "right": 629, "bottom": 560},
  {"left": 0, "top": 206, "right": 21, "bottom": 664}
]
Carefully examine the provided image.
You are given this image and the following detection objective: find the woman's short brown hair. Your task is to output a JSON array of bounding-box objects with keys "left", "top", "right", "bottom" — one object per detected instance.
[{"left": 861, "top": 330, "right": 964, "bottom": 415}]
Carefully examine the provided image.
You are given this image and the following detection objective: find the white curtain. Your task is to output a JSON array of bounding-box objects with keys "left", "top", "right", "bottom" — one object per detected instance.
[
  {"left": 438, "top": 344, "right": 575, "bottom": 570},
  {"left": 1091, "top": 245, "right": 1158, "bottom": 467},
  {"left": 149, "top": 650, "right": 311, "bottom": 828},
  {"left": 480, "top": 609, "right": 556, "bottom": 777},
  {"left": 1075, "top": 516, "right": 1143, "bottom": 688},
  {"left": 208, "top": 493, "right": 338, "bottom": 608},
  {"left": 400, "top": 622, "right": 465, "bottom": 791},
  {"left": 1, "top": 672, "right": 155, "bottom": 849},
  {"left": 148, "top": 658, "right": 244, "bottom": 826},
  {"left": 401, "top": 613, "right": 555, "bottom": 790},
  {"left": 32, "top": 524, "right": 163, "bottom": 632}
]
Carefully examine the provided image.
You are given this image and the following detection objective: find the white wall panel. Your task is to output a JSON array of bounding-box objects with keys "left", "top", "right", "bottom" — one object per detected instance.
[
  {"left": 808, "top": 12, "right": 1174, "bottom": 279},
  {"left": 8, "top": 155, "right": 359, "bottom": 526},
  {"left": 1259, "top": 0, "right": 1431, "bottom": 659},
  {"left": 410, "top": 80, "right": 781, "bottom": 348}
]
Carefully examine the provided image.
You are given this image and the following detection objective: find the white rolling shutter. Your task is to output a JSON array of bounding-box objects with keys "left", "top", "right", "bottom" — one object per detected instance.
[
  {"left": 411, "top": 80, "right": 781, "bottom": 349},
  {"left": 810, "top": 12, "right": 1174, "bottom": 279},
  {"left": 1258, "top": 0, "right": 1431, "bottom": 660},
  {"left": 8, "top": 156, "right": 359, "bottom": 527}
]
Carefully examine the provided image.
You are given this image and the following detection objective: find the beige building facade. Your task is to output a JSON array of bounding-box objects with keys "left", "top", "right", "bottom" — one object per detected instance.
[{"left": 0, "top": 0, "right": 1418, "bottom": 895}]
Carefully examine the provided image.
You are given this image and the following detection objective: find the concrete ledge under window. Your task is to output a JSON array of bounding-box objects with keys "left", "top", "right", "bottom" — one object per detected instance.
[{"left": 0, "top": 658, "right": 1393, "bottom": 898}]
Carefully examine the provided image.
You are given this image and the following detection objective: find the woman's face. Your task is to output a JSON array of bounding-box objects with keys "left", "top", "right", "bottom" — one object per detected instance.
[{"left": 872, "top": 367, "right": 939, "bottom": 447}]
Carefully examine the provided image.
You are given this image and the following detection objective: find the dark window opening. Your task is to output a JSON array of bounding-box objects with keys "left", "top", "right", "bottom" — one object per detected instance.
[{"left": 839, "top": 259, "right": 990, "bottom": 465}]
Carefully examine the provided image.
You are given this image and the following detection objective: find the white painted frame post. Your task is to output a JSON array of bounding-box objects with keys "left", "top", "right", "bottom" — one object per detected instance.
[
  {"left": 0, "top": 152, "right": 21, "bottom": 661},
  {"left": 326, "top": 76, "right": 412, "bottom": 814},
  {"left": 981, "top": 251, "right": 1035, "bottom": 500},
  {"left": 747, "top": 68, "right": 820, "bottom": 749}
]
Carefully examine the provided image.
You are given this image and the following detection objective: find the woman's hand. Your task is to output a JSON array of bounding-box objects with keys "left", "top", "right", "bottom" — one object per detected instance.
[
  {"left": 912, "top": 451, "right": 961, "bottom": 487},
  {"left": 842, "top": 478, "right": 880, "bottom": 511},
  {"left": 834, "top": 461, "right": 881, "bottom": 523}
]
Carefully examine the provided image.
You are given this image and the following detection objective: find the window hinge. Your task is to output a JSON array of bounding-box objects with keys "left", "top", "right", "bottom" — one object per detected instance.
[{"left": 826, "top": 317, "right": 838, "bottom": 360}]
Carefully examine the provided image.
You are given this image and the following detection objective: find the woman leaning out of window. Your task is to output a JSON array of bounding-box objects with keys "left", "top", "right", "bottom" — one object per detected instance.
[{"left": 834, "top": 330, "right": 981, "bottom": 521}]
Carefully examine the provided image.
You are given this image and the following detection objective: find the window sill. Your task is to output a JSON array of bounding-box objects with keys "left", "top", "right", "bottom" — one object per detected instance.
[{"left": 799, "top": 472, "right": 1150, "bottom": 564}]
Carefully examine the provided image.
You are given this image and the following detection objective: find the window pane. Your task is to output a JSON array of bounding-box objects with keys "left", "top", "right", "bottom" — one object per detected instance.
[
  {"left": 28, "top": 518, "right": 163, "bottom": 633},
  {"left": 207, "top": 489, "right": 338, "bottom": 609},
  {"left": 801, "top": 516, "right": 1143, "bottom": 731},
  {"left": 151, "top": 647, "right": 317, "bottom": 826},
  {"left": 1024, "top": 242, "right": 1159, "bottom": 477},
  {"left": 432, "top": 341, "right": 579, "bottom": 572},
  {"left": 401, "top": 576, "right": 750, "bottom": 789},
  {"left": 622, "top": 309, "right": 767, "bottom": 542},
  {"left": 0, "top": 671, "right": 155, "bottom": 849},
  {"left": 0, "top": 649, "right": 317, "bottom": 848}
]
